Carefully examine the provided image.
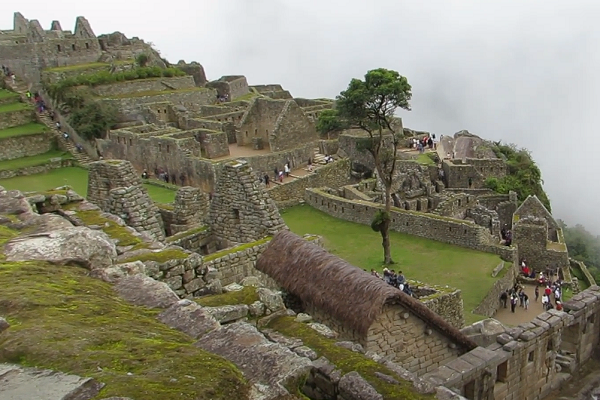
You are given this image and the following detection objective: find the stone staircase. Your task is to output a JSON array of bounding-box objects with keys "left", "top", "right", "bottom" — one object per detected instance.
[
  {"left": 312, "top": 147, "right": 338, "bottom": 165},
  {"left": 3, "top": 77, "right": 93, "bottom": 166}
]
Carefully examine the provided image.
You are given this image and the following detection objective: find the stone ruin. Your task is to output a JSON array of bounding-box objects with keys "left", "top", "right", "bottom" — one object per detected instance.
[
  {"left": 87, "top": 159, "right": 165, "bottom": 242},
  {"left": 209, "top": 159, "right": 287, "bottom": 245}
]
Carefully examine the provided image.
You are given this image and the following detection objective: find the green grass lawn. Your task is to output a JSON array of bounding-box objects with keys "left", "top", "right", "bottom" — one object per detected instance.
[
  {"left": 0, "top": 89, "right": 19, "bottom": 100},
  {"left": 281, "top": 204, "right": 503, "bottom": 325},
  {"left": 417, "top": 153, "right": 436, "bottom": 165},
  {"left": 0, "top": 122, "right": 48, "bottom": 139},
  {"left": 0, "top": 150, "right": 72, "bottom": 171},
  {"left": 0, "top": 167, "right": 176, "bottom": 203},
  {"left": 0, "top": 102, "right": 32, "bottom": 113}
]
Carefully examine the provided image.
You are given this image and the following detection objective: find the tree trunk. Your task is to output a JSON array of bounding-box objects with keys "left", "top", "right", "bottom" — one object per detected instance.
[{"left": 382, "top": 184, "right": 394, "bottom": 264}]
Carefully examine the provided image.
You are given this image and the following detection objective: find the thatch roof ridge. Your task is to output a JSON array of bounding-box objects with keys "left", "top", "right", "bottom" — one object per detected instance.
[{"left": 255, "top": 230, "right": 477, "bottom": 351}]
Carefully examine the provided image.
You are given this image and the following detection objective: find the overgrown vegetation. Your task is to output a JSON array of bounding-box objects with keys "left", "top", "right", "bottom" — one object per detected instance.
[
  {"left": 0, "top": 258, "right": 249, "bottom": 399},
  {"left": 267, "top": 316, "right": 433, "bottom": 399},
  {"left": 560, "top": 220, "right": 600, "bottom": 283},
  {"left": 122, "top": 248, "right": 189, "bottom": 263},
  {"left": 485, "top": 142, "right": 551, "bottom": 210}
]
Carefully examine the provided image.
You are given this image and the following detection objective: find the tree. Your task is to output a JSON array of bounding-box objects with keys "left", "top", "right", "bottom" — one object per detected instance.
[
  {"left": 69, "top": 101, "right": 117, "bottom": 140},
  {"left": 316, "top": 109, "right": 348, "bottom": 139},
  {"left": 335, "top": 68, "right": 412, "bottom": 264}
]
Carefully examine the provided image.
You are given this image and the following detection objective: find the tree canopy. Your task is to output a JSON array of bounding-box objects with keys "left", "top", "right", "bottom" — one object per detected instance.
[{"left": 560, "top": 220, "right": 600, "bottom": 282}]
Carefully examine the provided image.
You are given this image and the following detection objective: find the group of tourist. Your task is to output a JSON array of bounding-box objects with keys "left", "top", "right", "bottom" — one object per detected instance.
[
  {"left": 216, "top": 93, "right": 229, "bottom": 103},
  {"left": 411, "top": 135, "right": 436, "bottom": 153},
  {"left": 500, "top": 258, "right": 565, "bottom": 314},
  {"left": 371, "top": 268, "right": 414, "bottom": 297},
  {"left": 25, "top": 90, "right": 47, "bottom": 113},
  {"left": 149, "top": 167, "right": 186, "bottom": 186}
]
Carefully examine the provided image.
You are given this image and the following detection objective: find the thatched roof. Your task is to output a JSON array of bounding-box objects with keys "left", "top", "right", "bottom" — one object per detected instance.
[{"left": 256, "top": 230, "right": 477, "bottom": 351}]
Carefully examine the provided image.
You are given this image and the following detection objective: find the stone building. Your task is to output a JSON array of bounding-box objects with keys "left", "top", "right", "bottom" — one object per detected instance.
[
  {"left": 256, "top": 230, "right": 478, "bottom": 376},
  {"left": 87, "top": 160, "right": 165, "bottom": 242},
  {"left": 208, "top": 160, "right": 286, "bottom": 245},
  {"left": 512, "top": 195, "right": 569, "bottom": 271}
]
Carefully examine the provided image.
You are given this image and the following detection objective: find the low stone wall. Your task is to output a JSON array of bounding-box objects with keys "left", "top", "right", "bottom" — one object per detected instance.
[
  {"left": 94, "top": 76, "right": 196, "bottom": 97},
  {"left": 0, "top": 158, "right": 76, "bottom": 179},
  {"left": 305, "top": 188, "right": 516, "bottom": 261},
  {"left": 420, "top": 287, "right": 465, "bottom": 329},
  {"left": 267, "top": 158, "right": 352, "bottom": 208},
  {"left": 570, "top": 258, "right": 596, "bottom": 287},
  {"left": 165, "top": 227, "right": 213, "bottom": 253},
  {"left": 0, "top": 107, "right": 35, "bottom": 130},
  {"left": 0, "top": 133, "right": 54, "bottom": 161},
  {"left": 472, "top": 262, "right": 518, "bottom": 318},
  {"left": 423, "top": 286, "right": 600, "bottom": 400}
]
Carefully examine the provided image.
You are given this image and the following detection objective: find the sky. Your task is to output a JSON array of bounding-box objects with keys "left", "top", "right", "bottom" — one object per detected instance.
[{"left": 2, "top": 1, "right": 599, "bottom": 233}]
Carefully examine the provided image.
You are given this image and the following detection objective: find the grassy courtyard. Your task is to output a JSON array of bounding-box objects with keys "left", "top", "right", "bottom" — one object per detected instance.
[
  {"left": 0, "top": 167, "right": 176, "bottom": 204},
  {"left": 281, "top": 204, "right": 504, "bottom": 324}
]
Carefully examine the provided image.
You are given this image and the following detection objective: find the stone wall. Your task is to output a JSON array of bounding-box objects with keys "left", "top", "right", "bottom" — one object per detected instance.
[
  {"left": 102, "top": 88, "right": 217, "bottom": 122},
  {"left": 366, "top": 304, "right": 463, "bottom": 375},
  {"left": 207, "top": 75, "right": 249, "bottom": 100},
  {"left": 165, "top": 227, "right": 212, "bottom": 253},
  {"left": 242, "top": 143, "right": 314, "bottom": 179},
  {"left": 0, "top": 132, "right": 54, "bottom": 161},
  {"left": 338, "top": 130, "right": 396, "bottom": 172},
  {"left": 87, "top": 160, "right": 165, "bottom": 241},
  {"left": 0, "top": 107, "right": 35, "bottom": 130},
  {"left": 267, "top": 158, "right": 353, "bottom": 208},
  {"left": 269, "top": 100, "right": 318, "bottom": 152},
  {"left": 420, "top": 288, "right": 465, "bottom": 329},
  {"left": 305, "top": 188, "right": 516, "bottom": 261},
  {"left": 94, "top": 76, "right": 196, "bottom": 97},
  {"left": 208, "top": 159, "right": 286, "bottom": 244},
  {"left": 513, "top": 218, "right": 569, "bottom": 271},
  {"left": 472, "top": 262, "right": 518, "bottom": 318},
  {"left": 0, "top": 157, "right": 75, "bottom": 179},
  {"left": 423, "top": 286, "right": 600, "bottom": 400}
]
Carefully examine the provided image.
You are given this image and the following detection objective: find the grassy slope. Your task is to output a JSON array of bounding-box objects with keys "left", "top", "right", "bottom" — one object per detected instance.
[
  {"left": 281, "top": 205, "right": 503, "bottom": 324},
  {"left": 0, "top": 167, "right": 175, "bottom": 203},
  {"left": 0, "top": 122, "right": 48, "bottom": 139},
  {"left": 0, "top": 89, "right": 19, "bottom": 100},
  {"left": 0, "top": 150, "right": 72, "bottom": 171},
  {"left": 0, "top": 225, "right": 248, "bottom": 399},
  {"left": 0, "top": 102, "right": 31, "bottom": 113}
]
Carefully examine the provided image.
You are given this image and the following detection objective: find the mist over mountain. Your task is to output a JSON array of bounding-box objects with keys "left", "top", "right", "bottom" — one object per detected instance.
[{"left": 4, "top": 1, "right": 598, "bottom": 233}]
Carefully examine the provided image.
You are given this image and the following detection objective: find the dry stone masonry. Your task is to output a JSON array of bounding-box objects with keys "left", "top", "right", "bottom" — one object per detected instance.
[
  {"left": 208, "top": 159, "right": 286, "bottom": 244},
  {"left": 87, "top": 160, "right": 165, "bottom": 241}
]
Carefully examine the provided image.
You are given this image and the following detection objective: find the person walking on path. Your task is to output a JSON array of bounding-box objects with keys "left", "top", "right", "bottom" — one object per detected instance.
[{"left": 535, "top": 286, "right": 539, "bottom": 302}]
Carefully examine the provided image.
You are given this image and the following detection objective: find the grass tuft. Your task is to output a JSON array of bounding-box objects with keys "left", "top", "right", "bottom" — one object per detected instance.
[
  {"left": 196, "top": 287, "right": 259, "bottom": 307},
  {"left": 0, "top": 122, "right": 48, "bottom": 139}
]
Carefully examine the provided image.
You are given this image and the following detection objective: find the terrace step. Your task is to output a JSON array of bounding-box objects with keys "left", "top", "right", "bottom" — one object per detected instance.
[{"left": 4, "top": 77, "right": 93, "bottom": 166}]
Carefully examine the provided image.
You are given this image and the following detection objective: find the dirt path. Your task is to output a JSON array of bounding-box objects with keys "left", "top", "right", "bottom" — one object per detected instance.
[{"left": 494, "top": 284, "right": 546, "bottom": 326}]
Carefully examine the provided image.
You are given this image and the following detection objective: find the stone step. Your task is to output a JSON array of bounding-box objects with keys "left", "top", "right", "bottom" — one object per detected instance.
[{"left": 0, "top": 363, "right": 103, "bottom": 400}]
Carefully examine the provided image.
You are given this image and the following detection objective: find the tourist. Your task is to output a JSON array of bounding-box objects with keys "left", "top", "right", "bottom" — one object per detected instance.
[
  {"left": 307, "top": 158, "right": 313, "bottom": 172},
  {"left": 273, "top": 167, "right": 278, "bottom": 181},
  {"left": 179, "top": 173, "right": 186, "bottom": 186},
  {"left": 63, "top": 132, "right": 69, "bottom": 140},
  {"left": 56, "top": 122, "right": 61, "bottom": 130},
  {"left": 25, "top": 90, "right": 31, "bottom": 100},
  {"left": 510, "top": 294, "right": 518, "bottom": 313},
  {"left": 284, "top": 162, "right": 290, "bottom": 177},
  {"left": 523, "top": 293, "right": 529, "bottom": 310},
  {"left": 370, "top": 269, "right": 380, "bottom": 279},
  {"left": 264, "top": 173, "right": 270, "bottom": 187},
  {"left": 141, "top": 170, "right": 148, "bottom": 179},
  {"left": 556, "top": 301, "right": 563, "bottom": 311},
  {"left": 10, "top": 73, "right": 15, "bottom": 84},
  {"left": 397, "top": 271, "right": 405, "bottom": 285},
  {"left": 75, "top": 143, "right": 83, "bottom": 153},
  {"left": 535, "top": 286, "right": 539, "bottom": 302},
  {"left": 278, "top": 170, "right": 284, "bottom": 183},
  {"left": 541, "top": 293, "right": 550, "bottom": 311}
]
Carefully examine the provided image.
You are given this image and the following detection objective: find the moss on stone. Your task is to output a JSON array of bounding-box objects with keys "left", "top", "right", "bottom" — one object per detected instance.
[
  {"left": 105, "top": 87, "right": 209, "bottom": 99},
  {"left": 267, "top": 316, "right": 433, "bottom": 400},
  {"left": 122, "top": 249, "right": 189, "bottom": 264},
  {"left": 203, "top": 237, "right": 272, "bottom": 262},
  {"left": 70, "top": 209, "right": 146, "bottom": 249},
  {"left": 166, "top": 225, "right": 209, "bottom": 243},
  {"left": 196, "top": 287, "right": 259, "bottom": 307},
  {"left": 0, "top": 261, "right": 249, "bottom": 399},
  {"left": 156, "top": 203, "right": 174, "bottom": 211}
]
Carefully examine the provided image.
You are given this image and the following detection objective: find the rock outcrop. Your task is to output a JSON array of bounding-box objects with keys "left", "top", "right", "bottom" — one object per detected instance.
[{"left": 4, "top": 227, "right": 117, "bottom": 270}]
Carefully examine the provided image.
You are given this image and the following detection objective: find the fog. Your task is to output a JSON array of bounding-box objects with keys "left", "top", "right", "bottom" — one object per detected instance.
[{"left": 3, "top": 1, "right": 599, "bottom": 233}]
